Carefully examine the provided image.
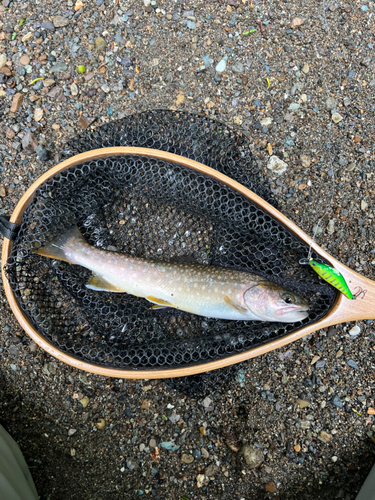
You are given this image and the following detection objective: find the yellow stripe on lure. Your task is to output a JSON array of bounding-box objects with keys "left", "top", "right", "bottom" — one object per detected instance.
[{"left": 309, "top": 259, "right": 353, "bottom": 299}]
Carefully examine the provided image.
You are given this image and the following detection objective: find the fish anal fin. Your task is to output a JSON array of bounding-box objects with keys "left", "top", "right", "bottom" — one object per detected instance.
[
  {"left": 223, "top": 295, "right": 248, "bottom": 313},
  {"left": 151, "top": 305, "right": 168, "bottom": 310},
  {"left": 146, "top": 296, "right": 175, "bottom": 307},
  {"left": 86, "top": 274, "right": 125, "bottom": 293}
]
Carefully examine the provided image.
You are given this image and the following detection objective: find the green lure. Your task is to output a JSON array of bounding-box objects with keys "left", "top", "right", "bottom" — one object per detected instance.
[{"left": 309, "top": 259, "right": 353, "bottom": 299}]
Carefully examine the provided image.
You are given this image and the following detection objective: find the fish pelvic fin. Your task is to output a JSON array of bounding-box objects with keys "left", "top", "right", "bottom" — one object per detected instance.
[
  {"left": 86, "top": 273, "right": 125, "bottom": 293},
  {"left": 36, "top": 225, "right": 85, "bottom": 264},
  {"left": 146, "top": 296, "right": 175, "bottom": 308},
  {"left": 223, "top": 295, "right": 248, "bottom": 313}
]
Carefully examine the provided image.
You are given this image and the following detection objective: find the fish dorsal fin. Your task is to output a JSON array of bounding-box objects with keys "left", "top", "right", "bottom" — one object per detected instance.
[
  {"left": 223, "top": 295, "right": 248, "bottom": 313},
  {"left": 146, "top": 296, "right": 175, "bottom": 308},
  {"left": 86, "top": 274, "right": 125, "bottom": 293}
]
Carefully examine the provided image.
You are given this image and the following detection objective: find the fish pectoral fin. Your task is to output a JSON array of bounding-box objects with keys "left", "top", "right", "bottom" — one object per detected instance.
[
  {"left": 86, "top": 274, "right": 125, "bottom": 293},
  {"left": 223, "top": 295, "right": 248, "bottom": 313},
  {"left": 146, "top": 296, "right": 176, "bottom": 308}
]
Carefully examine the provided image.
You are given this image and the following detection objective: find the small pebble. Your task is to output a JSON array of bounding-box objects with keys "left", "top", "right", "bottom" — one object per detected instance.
[
  {"left": 215, "top": 57, "right": 227, "bottom": 73},
  {"left": 318, "top": 431, "right": 332, "bottom": 443},
  {"left": 34, "top": 108, "right": 44, "bottom": 122},
  {"left": 36, "top": 146, "right": 50, "bottom": 161},
  {"left": 300, "top": 154, "right": 311, "bottom": 168},
  {"left": 332, "top": 396, "right": 344, "bottom": 408},
  {"left": 296, "top": 399, "right": 310, "bottom": 409},
  {"left": 327, "top": 220, "right": 335, "bottom": 235},
  {"left": 232, "top": 61, "right": 244, "bottom": 73},
  {"left": 79, "top": 396, "right": 89, "bottom": 408},
  {"left": 70, "top": 83, "right": 78, "bottom": 96},
  {"left": 325, "top": 97, "right": 337, "bottom": 110},
  {"left": 347, "top": 359, "right": 359, "bottom": 371},
  {"left": 96, "top": 418, "right": 105, "bottom": 429},
  {"left": 41, "top": 21, "right": 55, "bottom": 31},
  {"left": 50, "top": 62, "right": 68, "bottom": 74},
  {"left": 349, "top": 325, "right": 361, "bottom": 337},
  {"left": 10, "top": 93, "right": 24, "bottom": 113},
  {"left": 19, "top": 55, "right": 30, "bottom": 66},
  {"left": 181, "top": 453, "right": 194, "bottom": 464},
  {"left": 290, "top": 17, "right": 306, "bottom": 28},
  {"left": 202, "top": 397, "right": 212, "bottom": 408},
  {"left": 161, "top": 441, "right": 179, "bottom": 451},
  {"left": 241, "top": 444, "right": 264, "bottom": 468},
  {"left": 332, "top": 112, "right": 343, "bottom": 124},
  {"left": 196, "top": 474, "right": 207, "bottom": 488},
  {"left": 168, "top": 413, "right": 180, "bottom": 424},
  {"left": 265, "top": 481, "right": 276, "bottom": 493},
  {"left": 267, "top": 156, "right": 288, "bottom": 175},
  {"left": 95, "top": 37, "right": 107, "bottom": 52}
]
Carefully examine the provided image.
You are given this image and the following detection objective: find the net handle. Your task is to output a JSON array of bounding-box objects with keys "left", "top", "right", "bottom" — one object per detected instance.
[{"left": 2, "top": 147, "right": 375, "bottom": 379}]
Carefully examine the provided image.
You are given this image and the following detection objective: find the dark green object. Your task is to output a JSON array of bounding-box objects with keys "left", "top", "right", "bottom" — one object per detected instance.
[{"left": 309, "top": 259, "right": 353, "bottom": 299}]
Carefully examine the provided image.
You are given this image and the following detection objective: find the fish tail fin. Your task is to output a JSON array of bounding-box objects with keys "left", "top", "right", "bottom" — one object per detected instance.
[{"left": 36, "top": 225, "right": 85, "bottom": 264}]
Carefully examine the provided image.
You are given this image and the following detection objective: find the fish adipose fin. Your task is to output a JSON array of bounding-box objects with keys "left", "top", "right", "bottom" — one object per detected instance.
[
  {"left": 223, "top": 295, "right": 248, "bottom": 313},
  {"left": 86, "top": 274, "right": 124, "bottom": 293},
  {"left": 36, "top": 225, "right": 84, "bottom": 264},
  {"left": 146, "top": 296, "right": 176, "bottom": 308}
]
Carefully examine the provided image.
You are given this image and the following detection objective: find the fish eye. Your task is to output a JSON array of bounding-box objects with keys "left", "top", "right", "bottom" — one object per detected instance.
[{"left": 281, "top": 293, "right": 295, "bottom": 305}]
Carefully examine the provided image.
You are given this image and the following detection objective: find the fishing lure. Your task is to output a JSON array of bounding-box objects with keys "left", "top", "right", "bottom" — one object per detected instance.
[{"left": 308, "top": 259, "right": 353, "bottom": 299}]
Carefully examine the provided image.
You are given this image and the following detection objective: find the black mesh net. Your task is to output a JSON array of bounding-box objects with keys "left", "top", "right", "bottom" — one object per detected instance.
[{"left": 4, "top": 111, "right": 336, "bottom": 396}]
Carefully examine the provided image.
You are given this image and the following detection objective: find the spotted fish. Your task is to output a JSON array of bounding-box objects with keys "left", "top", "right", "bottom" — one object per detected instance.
[{"left": 36, "top": 226, "right": 309, "bottom": 322}]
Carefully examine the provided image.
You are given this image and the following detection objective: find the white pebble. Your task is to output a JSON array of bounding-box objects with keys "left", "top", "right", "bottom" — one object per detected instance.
[
  {"left": 361, "top": 200, "right": 368, "bottom": 211},
  {"left": 349, "top": 325, "right": 360, "bottom": 337},
  {"left": 331, "top": 456, "right": 338, "bottom": 462},
  {"left": 260, "top": 117, "right": 273, "bottom": 126},
  {"left": 267, "top": 156, "right": 288, "bottom": 175}
]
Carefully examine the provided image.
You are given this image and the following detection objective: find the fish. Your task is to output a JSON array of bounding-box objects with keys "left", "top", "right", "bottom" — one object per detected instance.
[{"left": 36, "top": 226, "right": 309, "bottom": 322}]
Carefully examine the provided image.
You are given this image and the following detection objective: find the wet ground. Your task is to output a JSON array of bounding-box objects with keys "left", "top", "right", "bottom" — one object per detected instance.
[{"left": 0, "top": 0, "right": 374, "bottom": 499}]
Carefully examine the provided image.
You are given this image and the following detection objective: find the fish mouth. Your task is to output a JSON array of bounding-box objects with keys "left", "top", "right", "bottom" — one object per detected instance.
[{"left": 276, "top": 306, "right": 309, "bottom": 318}]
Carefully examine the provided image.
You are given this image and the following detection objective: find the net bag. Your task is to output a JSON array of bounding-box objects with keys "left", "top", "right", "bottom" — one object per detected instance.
[{"left": 2, "top": 111, "right": 336, "bottom": 391}]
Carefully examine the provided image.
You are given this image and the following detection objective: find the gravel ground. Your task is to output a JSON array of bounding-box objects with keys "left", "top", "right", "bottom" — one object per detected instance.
[{"left": 1, "top": 0, "right": 375, "bottom": 499}]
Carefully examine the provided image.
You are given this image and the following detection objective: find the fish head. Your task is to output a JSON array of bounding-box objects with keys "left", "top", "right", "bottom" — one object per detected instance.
[{"left": 244, "top": 281, "right": 309, "bottom": 323}]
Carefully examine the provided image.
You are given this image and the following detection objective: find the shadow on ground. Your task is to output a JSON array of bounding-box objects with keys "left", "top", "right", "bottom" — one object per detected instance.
[{"left": 1, "top": 369, "right": 374, "bottom": 500}]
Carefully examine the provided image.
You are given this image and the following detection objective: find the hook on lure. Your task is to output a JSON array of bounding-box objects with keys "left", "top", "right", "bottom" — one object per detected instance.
[{"left": 299, "top": 258, "right": 354, "bottom": 300}]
